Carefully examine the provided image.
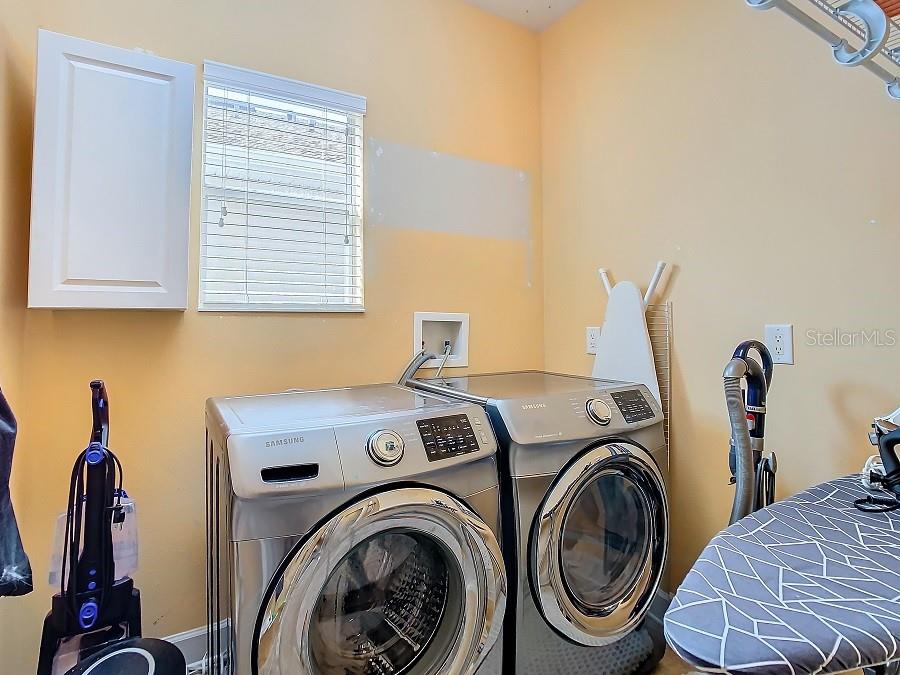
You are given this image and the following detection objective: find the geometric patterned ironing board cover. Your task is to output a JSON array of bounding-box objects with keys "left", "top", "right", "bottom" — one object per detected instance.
[{"left": 665, "top": 476, "right": 900, "bottom": 674}]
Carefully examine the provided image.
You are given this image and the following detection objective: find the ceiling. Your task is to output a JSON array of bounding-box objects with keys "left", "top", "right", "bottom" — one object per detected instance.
[{"left": 463, "top": 0, "right": 584, "bottom": 31}]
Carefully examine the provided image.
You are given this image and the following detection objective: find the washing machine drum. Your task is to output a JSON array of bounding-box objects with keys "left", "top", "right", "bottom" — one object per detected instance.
[
  {"left": 253, "top": 487, "right": 506, "bottom": 675},
  {"left": 531, "top": 440, "right": 668, "bottom": 647}
]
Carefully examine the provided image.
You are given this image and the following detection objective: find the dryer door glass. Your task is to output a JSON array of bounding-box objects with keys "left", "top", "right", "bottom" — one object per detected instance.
[
  {"left": 254, "top": 487, "right": 506, "bottom": 675},
  {"left": 531, "top": 442, "right": 668, "bottom": 647},
  {"left": 560, "top": 472, "right": 650, "bottom": 612}
]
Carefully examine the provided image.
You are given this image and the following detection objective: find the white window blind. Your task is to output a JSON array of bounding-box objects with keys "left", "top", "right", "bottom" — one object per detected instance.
[{"left": 200, "top": 62, "right": 365, "bottom": 311}]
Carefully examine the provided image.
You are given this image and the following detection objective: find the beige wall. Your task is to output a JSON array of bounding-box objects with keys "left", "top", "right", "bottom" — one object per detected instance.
[
  {"left": 541, "top": 0, "right": 900, "bottom": 581},
  {"left": 3, "top": 0, "right": 899, "bottom": 669},
  {"left": 0, "top": 0, "right": 38, "bottom": 662},
  {"left": 0, "top": 1, "right": 542, "bottom": 670}
]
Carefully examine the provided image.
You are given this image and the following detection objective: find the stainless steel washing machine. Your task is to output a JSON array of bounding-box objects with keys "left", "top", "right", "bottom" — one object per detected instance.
[
  {"left": 408, "top": 371, "right": 670, "bottom": 674},
  {"left": 206, "top": 384, "right": 506, "bottom": 675}
]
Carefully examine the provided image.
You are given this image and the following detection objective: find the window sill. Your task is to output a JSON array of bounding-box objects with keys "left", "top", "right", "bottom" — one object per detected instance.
[{"left": 198, "top": 304, "right": 365, "bottom": 314}]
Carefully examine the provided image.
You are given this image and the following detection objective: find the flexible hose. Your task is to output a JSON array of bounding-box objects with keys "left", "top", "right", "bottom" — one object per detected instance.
[
  {"left": 725, "top": 359, "right": 755, "bottom": 524},
  {"left": 397, "top": 349, "right": 438, "bottom": 385},
  {"left": 434, "top": 343, "right": 453, "bottom": 379}
]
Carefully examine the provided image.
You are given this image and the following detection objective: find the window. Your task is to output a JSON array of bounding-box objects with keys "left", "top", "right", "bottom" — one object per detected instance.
[{"left": 200, "top": 62, "right": 365, "bottom": 311}]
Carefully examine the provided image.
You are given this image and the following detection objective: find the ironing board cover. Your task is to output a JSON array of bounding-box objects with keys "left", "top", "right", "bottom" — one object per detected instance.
[{"left": 665, "top": 475, "right": 900, "bottom": 674}]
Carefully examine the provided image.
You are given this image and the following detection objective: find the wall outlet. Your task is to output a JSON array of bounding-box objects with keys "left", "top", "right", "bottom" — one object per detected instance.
[
  {"left": 586, "top": 327, "right": 602, "bottom": 355},
  {"left": 765, "top": 324, "right": 794, "bottom": 365}
]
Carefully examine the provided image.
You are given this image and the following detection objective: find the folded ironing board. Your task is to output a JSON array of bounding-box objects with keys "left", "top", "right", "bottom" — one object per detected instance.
[{"left": 666, "top": 475, "right": 900, "bottom": 674}]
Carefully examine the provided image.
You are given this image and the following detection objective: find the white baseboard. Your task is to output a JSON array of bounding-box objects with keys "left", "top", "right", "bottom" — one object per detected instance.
[
  {"left": 165, "top": 624, "right": 208, "bottom": 670},
  {"left": 166, "top": 621, "right": 229, "bottom": 673}
]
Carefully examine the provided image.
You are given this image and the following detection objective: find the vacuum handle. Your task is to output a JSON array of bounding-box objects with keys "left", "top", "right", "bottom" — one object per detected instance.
[
  {"left": 733, "top": 340, "right": 774, "bottom": 390},
  {"left": 880, "top": 428, "right": 900, "bottom": 478},
  {"left": 90, "top": 380, "right": 109, "bottom": 446}
]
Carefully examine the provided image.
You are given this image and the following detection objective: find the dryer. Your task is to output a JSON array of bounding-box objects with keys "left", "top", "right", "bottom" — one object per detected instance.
[
  {"left": 206, "top": 384, "right": 506, "bottom": 675},
  {"left": 408, "top": 371, "right": 670, "bottom": 674}
]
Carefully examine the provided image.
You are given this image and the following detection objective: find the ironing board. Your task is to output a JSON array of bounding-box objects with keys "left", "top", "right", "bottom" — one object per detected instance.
[{"left": 665, "top": 475, "right": 900, "bottom": 674}]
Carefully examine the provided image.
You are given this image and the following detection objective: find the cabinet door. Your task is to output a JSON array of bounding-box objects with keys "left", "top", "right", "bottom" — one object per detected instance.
[{"left": 28, "top": 30, "right": 195, "bottom": 309}]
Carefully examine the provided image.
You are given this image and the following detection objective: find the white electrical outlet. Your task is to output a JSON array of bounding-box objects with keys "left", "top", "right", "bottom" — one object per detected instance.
[
  {"left": 765, "top": 324, "right": 794, "bottom": 365},
  {"left": 586, "top": 327, "right": 602, "bottom": 355}
]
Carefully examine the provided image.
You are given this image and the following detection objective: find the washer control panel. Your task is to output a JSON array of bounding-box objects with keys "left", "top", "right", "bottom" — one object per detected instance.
[
  {"left": 610, "top": 389, "right": 656, "bottom": 424},
  {"left": 417, "top": 414, "right": 481, "bottom": 462}
]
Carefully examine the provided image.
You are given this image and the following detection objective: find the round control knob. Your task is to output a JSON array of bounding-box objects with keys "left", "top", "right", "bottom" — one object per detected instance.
[
  {"left": 367, "top": 430, "right": 405, "bottom": 466},
  {"left": 586, "top": 399, "right": 612, "bottom": 426}
]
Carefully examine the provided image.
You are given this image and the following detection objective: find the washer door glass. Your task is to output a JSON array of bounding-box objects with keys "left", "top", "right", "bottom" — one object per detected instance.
[
  {"left": 254, "top": 487, "right": 506, "bottom": 675},
  {"left": 309, "top": 531, "right": 452, "bottom": 675},
  {"left": 560, "top": 472, "right": 650, "bottom": 614},
  {"left": 531, "top": 442, "right": 668, "bottom": 647}
]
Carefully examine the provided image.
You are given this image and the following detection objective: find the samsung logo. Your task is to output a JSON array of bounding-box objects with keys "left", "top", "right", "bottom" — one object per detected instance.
[
  {"left": 521, "top": 403, "right": 547, "bottom": 411},
  {"left": 265, "top": 436, "right": 303, "bottom": 448}
]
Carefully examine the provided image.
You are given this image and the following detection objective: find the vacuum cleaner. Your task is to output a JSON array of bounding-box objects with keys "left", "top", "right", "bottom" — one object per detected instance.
[
  {"left": 37, "top": 381, "right": 184, "bottom": 675},
  {"left": 856, "top": 408, "right": 900, "bottom": 513},
  {"left": 724, "top": 340, "right": 777, "bottom": 524}
]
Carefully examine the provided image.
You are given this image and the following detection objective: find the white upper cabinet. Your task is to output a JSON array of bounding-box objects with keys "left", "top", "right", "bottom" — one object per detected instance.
[{"left": 28, "top": 31, "right": 195, "bottom": 309}]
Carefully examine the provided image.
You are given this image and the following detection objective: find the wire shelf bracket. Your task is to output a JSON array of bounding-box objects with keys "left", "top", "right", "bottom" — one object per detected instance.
[{"left": 747, "top": 0, "right": 900, "bottom": 100}]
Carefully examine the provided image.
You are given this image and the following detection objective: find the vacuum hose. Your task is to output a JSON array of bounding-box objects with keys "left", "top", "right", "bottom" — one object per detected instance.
[{"left": 725, "top": 358, "right": 755, "bottom": 525}]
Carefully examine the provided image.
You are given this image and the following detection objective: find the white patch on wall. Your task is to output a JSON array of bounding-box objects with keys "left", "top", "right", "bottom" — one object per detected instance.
[{"left": 367, "top": 138, "right": 532, "bottom": 240}]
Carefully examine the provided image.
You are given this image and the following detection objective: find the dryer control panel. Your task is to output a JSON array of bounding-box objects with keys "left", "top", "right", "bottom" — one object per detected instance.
[
  {"left": 417, "top": 414, "right": 481, "bottom": 462},
  {"left": 610, "top": 389, "right": 656, "bottom": 424},
  {"left": 478, "top": 381, "right": 662, "bottom": 446}
]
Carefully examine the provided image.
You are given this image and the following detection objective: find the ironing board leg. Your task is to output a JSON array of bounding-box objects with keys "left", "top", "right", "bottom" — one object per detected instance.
[{"left": 865, "top": 664, "right": 900, "bottom": 675}]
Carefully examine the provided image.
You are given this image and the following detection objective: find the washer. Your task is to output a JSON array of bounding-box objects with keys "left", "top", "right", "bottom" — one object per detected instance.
[
  {"left": 408, "top": 371, "right": 670, "bottom": 674},
  {"left": 206, "top": 384, "right": 506, "bottom": 675}
]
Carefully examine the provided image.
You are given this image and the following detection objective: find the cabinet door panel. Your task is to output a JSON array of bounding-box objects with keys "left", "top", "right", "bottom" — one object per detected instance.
[{"left": 29, "top": 30, "right": 195, "bottom": 309}]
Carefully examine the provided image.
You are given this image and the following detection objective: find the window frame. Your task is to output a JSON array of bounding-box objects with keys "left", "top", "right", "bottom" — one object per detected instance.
[{"left": 198, "top": 61, "right": 366, "bottom": 313}]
